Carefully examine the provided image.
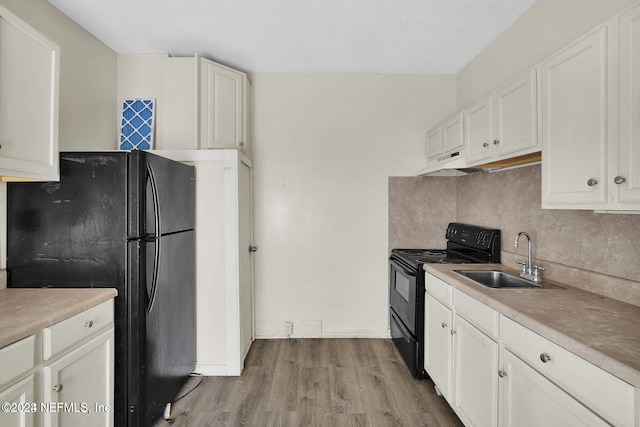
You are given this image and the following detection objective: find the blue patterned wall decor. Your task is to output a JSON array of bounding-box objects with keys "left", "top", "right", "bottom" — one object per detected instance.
[{"left": 119, "top": 98, "right": 156, "bottom": 150}]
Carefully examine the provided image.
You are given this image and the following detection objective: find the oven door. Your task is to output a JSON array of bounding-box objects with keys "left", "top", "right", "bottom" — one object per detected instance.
[{"left": 389, "top": 257, "right": 417, "bottom": 335}]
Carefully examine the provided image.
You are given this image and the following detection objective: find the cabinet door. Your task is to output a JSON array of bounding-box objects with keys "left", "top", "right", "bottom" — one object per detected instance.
[
  {"left": 465, "top": 97, "right": 494, "bottom": 163},
  {"left": 442, "top": 113, "right": 464, "bottom": 155},
  {"left": 239, "top": 161, "right": 254, "bottom": 361},
  {"left": 541, "top": 27, "right": 609, "bottom": 207},
  {"left": 200, "top": 59, "right": 244, "bottom": 150},
  {"left": 454, "top": 315, "right": 499, "bottom": 427},
  {"left": 0, "top": 6, "right": 59, "bottom": 181},
  {"left": 618, "top": 4, "right": 640, "bottom": 205},
  {"left": 426, "top": 126, "right": 443, "bottom": 160},
  {"left": 0, "top": 375, "right": 35, "bottom": 427},
  {"left": 500, "top": 350, "right": 609, "bottom": 427},
  {"left": 43, "top": 329, "right": 114, "bottom": 427},
  {"left": 424, "top": 293, "right": 453, "bottom": 403},
  {"left": 495, "top": 70, "right": 538, "bottom": 157}
]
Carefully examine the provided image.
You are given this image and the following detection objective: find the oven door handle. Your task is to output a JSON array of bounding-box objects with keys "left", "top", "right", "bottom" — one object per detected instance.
[
  {"left": 395, "top": 264, "right": 417, "bottom": 277},
  {"left": 391, "top": 311, "right": 413, "bottom": 344}
]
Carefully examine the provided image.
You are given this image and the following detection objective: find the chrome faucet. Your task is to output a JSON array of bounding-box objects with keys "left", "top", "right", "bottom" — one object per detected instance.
[{"left": 514, "top": 231, "right": 544, "bottom": 282}]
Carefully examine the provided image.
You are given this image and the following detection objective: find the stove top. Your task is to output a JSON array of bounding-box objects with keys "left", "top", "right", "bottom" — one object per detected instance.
[
  {"left": 391, "top": 248, "right": 470, "bottom": 265},
  {"left": 390, "top": 223, "right": 501, "bottom": 267}
]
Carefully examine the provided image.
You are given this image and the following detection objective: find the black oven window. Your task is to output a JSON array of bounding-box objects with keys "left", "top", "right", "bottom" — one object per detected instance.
[{"left": 394, "top": 270, "right": 411, "bottom": 302}]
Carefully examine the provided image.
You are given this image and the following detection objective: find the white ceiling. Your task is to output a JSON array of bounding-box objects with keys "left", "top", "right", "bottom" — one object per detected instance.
[{"left": 48, "top": 0, "right": 538, "bottom": 74}]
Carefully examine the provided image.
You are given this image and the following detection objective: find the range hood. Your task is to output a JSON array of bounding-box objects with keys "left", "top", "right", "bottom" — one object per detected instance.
[{"left": 417, "top": 151, "right": 541, "bottom": 177}]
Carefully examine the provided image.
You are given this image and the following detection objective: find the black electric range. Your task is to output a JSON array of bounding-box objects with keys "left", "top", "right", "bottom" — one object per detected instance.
[{"left": 389, "top": 223, "right": 501, "bottom": 378}]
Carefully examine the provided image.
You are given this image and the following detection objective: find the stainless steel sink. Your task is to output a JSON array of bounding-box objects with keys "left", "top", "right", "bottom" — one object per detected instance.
[{"left": 454, "top": 270, "right": 565, "bottom": 290}]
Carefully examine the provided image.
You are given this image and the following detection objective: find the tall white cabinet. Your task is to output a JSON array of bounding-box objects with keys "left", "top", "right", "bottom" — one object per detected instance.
[{"left": 156, "top": 150, "right": 254, "bottom": 376}]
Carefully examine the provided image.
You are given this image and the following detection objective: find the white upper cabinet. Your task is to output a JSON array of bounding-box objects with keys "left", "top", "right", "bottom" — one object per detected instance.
[
  {"left": 495, "top": 70, "right": 539, "bottom": 158},
  {"left": 421, "top": 113, "right": 466, "bottom": 174},
  {"left": 425, "top": 126, "right": 443, "bottom": 160},
  {"left": 541, "top": 26, "right": 610, "bottom": 208},
  {"left": 425, "top": 112, "right": 464, "bottom": 161},
  {"left": 465, "top": 70, "right": 539, "bottom": 166},
  {"left": 0, "top": 6, "right": 59, "bottom": 181},
  {"left": 118, "top": 54, "right": 252, "bottom": 158},
  {"left": 465, "top": 96, "right": 495, "bottom": 163},
  {"left": 199, "top": 57, "right": 245, "bottom": 151},
  {"left": 442, "top": 113, "right": 465, "bottom": 155},
  {"left": 616, "top": 3, "right": 640, "bottom": 207},
  {"left": 542, "top": 2, "right": 640, "bottom": 212}
]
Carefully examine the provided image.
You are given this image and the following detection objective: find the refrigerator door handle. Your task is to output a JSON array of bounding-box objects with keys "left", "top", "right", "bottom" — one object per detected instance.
[{"left": 146, "top": 164, "right": 162, "bottom": 313}]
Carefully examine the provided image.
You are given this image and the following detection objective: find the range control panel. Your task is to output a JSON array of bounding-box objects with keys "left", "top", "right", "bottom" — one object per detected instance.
[{"left": 445, "top": 223, "right": 501, "bottom": 250}]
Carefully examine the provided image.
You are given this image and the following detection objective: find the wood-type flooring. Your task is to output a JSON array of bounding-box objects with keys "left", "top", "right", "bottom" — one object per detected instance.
[{"left": 154, "top": 338, "right": 463, "bottom": 427}]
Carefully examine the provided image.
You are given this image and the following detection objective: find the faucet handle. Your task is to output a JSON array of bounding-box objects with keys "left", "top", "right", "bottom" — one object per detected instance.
[
  {"left": 532, "top": 265, "right": 545, "bottom": 281},
  {"left": 515, "top": 259, "right": 527, "bottom": 273}
]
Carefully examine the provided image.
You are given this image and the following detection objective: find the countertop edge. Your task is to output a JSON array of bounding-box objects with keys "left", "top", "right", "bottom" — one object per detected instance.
[
  {"left": 424, "top": 263, "right": 640, "bottom": 388},
  {"left": 0, "top": 288, "right": 118, "bottom": 349}
]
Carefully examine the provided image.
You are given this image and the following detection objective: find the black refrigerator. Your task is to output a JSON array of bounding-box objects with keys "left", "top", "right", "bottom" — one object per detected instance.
[{"left": 6, "top": 151, "right": 195, "bottom": 427}]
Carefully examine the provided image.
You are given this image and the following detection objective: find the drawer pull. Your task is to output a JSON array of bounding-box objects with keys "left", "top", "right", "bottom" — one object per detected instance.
[
  {"left": 441, "top": 322, "right": 447, "bottom": 328},
  {"left": 498, "top": 370, "right": 507, "bottom": 378},
  {"left": 53, "top": 384, "right": 63, "bottom": 393},
  {"left": 540, "top": 353, "right": 551, "bottom": 363},
  {"left": 84, "top": 320, "right": 94, "bottom": 328}
]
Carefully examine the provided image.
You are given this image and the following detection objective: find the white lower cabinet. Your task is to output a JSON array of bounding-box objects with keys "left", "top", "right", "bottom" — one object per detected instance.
[
  {"left": 43, "top": 328, "right": 114, "bottom": 427},
  {"left": 0, "top": 374, "right": 36, "bottom": 427},
  {"left": 454, "top": 314, "right": 499, "bottom": 427},
  {"left": 500, "top": 349, "right": 608, "bottom": 427},
  {"left": 424, "top": 292, "right": 453, "bottom": 402},
  {"left": 423, "top": 273, "right": 638, "bottom": 427},
  {"left": 424, "top": 274, "right": 499, "bottom": 427},
  {"left": 0, "top": 300, "right": 114, "bottom": 427},
  {"left": 501, "top": 316, "right": 636, "bottom": 427}
]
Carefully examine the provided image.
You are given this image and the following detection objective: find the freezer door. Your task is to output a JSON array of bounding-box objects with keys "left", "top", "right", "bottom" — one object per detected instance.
[{"left": 143, "top": 152, "right": 195, "bottom": 236}]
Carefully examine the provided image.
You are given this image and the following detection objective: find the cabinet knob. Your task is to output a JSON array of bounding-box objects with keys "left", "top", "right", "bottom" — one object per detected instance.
[
  {"left": 539, "top": 353, "right": 551, "bottom": 363},
  {"left": 53, "top": 384, "right": 63, "bottom": 393},
  {"left": 587, "top": 178, "right": 599, "bottom": 187},
  {"left": 614, "top": 176, "right": 627, "bottom": 185},
  {"left": 450, "top": 329, "right": 456, "bottom": 335},
  {"left": 441, "top": 322, "right": 447, "bottom": 328},
  {"left": 84, "top": 320, "right": 94, "bottom": 328},
  {"left": 249, "top": 245, "right": 258, "bottom": 253},
  {"left": 498, "top": 370, "right": 507, "bottom": 378},
  {"left": 483, "top": 142, "right": 489, "bottom": 148},
  {"left": 493, "top": 139, "right": 500, "bottom": 145}
]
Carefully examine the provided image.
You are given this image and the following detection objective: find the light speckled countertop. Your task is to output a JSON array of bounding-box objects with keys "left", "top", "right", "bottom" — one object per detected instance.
[
  {"left": 0, "top": 288, "right": 118, "bottom": 348},
  {"left": 425, "top": 264, "right": 640, "bottom": 388}
]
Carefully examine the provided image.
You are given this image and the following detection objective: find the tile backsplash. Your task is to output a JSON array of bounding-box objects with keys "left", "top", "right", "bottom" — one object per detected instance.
[{"left": 389, "top": 164, "right": 640, "bottom": 306}]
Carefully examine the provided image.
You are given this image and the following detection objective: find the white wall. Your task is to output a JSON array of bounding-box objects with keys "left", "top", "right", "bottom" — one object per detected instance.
[
  {"left": 251, "top": 73, "right": 457, "bottom": 337},
  {"left": 457, "top": 0, "right": 636, "bottom": 108}
]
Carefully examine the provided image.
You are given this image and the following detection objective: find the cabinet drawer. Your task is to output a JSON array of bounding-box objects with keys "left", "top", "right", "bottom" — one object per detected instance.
[
  {"left": 43, "top": 300, "right": 114, "bottom": 361},
  {"left": 0, "top": 335, "right": 35, "bottom": 387},
  {"left": 425, "top": 273, "right": 452, "bottom": 307},
  {"left": 501, "top": 316, "right": 636, "bottom": 427},
  {"left": 453, "top": 289, "right": 499, "bottom": 340}
]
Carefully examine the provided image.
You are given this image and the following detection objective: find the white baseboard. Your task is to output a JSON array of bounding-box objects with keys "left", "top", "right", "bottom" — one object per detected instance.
[
  {"left": 194, "top": 364, "right": 242, "bottom": 377},
  {"left": 255, "top": 320, "right": 390, "bottom": 339}
]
